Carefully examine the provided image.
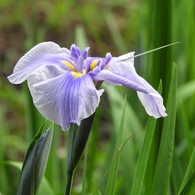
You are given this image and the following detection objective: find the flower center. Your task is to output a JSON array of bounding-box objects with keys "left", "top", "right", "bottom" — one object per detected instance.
[
  {"left": 71, "top": 71, "right": 83, "bottom": 79},
  {"left": 71, "top": 69, "right": 86, "bottom": 79}
]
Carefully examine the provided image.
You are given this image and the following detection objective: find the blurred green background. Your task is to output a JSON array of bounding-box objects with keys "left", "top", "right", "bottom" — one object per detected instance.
[{"left": 0, "top": 0, "right": 195, "bottom": 194}]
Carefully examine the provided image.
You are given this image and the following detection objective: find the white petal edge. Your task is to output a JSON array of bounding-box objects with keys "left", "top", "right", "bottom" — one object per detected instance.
[
  {"left": 8, "top": 42, "right": 71, "bottom": 84},
  {"left": 14, "top": 42, "right": 70, "bottom": 73},
  {"left": 137, "top": 91, "right": 167, "bottom": 118}
]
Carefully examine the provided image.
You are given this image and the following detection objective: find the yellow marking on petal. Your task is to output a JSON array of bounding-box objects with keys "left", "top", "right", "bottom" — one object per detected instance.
[
  {"left": 106, "top": 65, "right": 109, "bottom": 70},
  {"left": 72, "top": 71, "right": 83, "bottom": 79},
  {"left": 90, "top": 60, "right": 99, "bottom": 71},
  {"left": 61, "top": 61, "right": 75, "bottom": 71}
]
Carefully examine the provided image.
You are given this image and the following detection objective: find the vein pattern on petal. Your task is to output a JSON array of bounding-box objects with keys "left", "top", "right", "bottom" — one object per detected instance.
[{"left": 30, "top": 72, "right": 104, "bottom": 130}]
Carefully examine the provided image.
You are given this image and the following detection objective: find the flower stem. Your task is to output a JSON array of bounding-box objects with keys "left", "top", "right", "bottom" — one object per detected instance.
[
  {"left": 64, "top": 124, "right": 76, "bottom": 195},
  {"left": 64, "top": 173, "right": 73, "bottom": 195}
]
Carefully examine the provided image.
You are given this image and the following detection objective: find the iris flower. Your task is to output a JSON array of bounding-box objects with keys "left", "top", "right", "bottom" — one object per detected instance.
[{"left": 8, "top": 42, "right": 167, "bottom": 130}]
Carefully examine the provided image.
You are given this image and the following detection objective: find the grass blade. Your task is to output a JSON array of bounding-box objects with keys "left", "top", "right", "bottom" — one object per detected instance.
[
  {"left": 177, "top": 81, "right": 195, "bottom": 106},
  {"left": 75, "top": 25, "right": 88, "bottom": 50},
  {"left": 180, "top": 102, "right": 193, "bottom": 156},
  {"left": 179, "top": 171, "right": 195, "bottom": 195},
  {"left": 105, "top": 96, "right": 126, "bottom": 195},
  {"left": 93, "top": 133, "right": 132, "bottom": 195},
  {"left": 171, "top": 150, "right": 184, "bottom": 194},
  {"left": 130, "top": 82, "right": 163, "bottom": 195},
  {"left": 130, "top": 117, "right": 157, "bottom": 195},
  {"left": 151, "top": 64, "right": 177, "bottom": 195},
  {"left": 104, "top": 10, "right": 127, "bottom": 53},
  {"left": 150, "top": 0, "right": 173, "bottom": 98},
  {"left": 178, "top": 146, "right": 195, "bottom": 194}
]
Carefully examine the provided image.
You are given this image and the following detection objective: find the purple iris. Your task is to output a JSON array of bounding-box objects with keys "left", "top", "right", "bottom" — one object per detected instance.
[{"left": 8, "top": 42, "right": 167, "bottom": 131}]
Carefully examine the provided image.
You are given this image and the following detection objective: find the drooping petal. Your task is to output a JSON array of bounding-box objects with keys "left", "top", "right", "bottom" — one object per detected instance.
[
  {"left": 92, "top": 53, "right": 148, "bottom": 93},
  {"left": 8, "top": 42, "right": 73, "bottom": 84},
  {"left": 29, "top": 72, "right": 104, "bottom": 131},
  {"left": 93, "top": 69, "right": 148, "bottom": 93},
  {"left": 137, "top": 78, "right": 167, "bottom": 118},
  {"left": 27, "top": 64, "right": 67, "bottom": 96},
  {"left": 94, "top": 52, "right": 167, "bottom": 118}
]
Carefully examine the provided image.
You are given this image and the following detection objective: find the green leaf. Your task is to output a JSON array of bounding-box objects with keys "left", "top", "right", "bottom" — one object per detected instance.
[
  {"left": 104, "top": 85, "right": 143, "bottom": 192},
  {"left": 17, "top": 122, "right": 53, "bottom": 195},
  {"left": 171, "top": 150, "right": 184, "bottom": 194},
  {"left": 104, "top": 10, "right": 127, "bottom": 53},
  {"left": 105, "top": 95, "right": 126, "bottom": 195},
  {"left": 93, "top": 133, "right": 132, "bottom": 195},
  {"left": 75, "top": 25, "right": 88, "bottom": 50},
  {"left": 177, "top": 81, "right": 195, "bottom": 106},
  {"left": 73, "top": 113, "right": 95, "bottom": 170},
  {"left": 151, "top": 64, "right": 177, "bottom": 195},
  {"left": 179, "top": 171, "right": 195, "bottom": 195},
  {"left": 180, "top": 102, "right": 193, "bottom": 156},
  {"left": 104, "top": 84, "right": 144, "bottom": 147},
  {"left": 179, "top": 146, "right": 195, "bottom": 194},
  {"left": 130, "top": 82, "right": 162, "bottom": 195},
  {"left": 2, "top": 161, "right": 54, "bottom": 195},
  {"left": 37, "top": 177, "right": 55, "bottom": 195},
  {"left": 150, "top": 0, "right": 173, "bottom": 99}
]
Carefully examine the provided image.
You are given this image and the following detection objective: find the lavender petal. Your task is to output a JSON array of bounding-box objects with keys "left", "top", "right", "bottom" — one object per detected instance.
[{"left": 30, "top": 72, "right": 104, "bottom": 130}]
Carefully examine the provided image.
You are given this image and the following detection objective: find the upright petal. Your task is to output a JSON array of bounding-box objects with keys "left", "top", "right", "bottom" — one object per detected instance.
[
  {"left": 86, "top": 52, "right": 112, "bottom": 72},
  {"left": 8, "top": 42, "right": 72, "bottom": 84},
  {"left": 70, "top": 44, "right": 81, "bottom": 63},
  {"left": 75, "top": 47, "right": 89, "bottom": 72},
  {"left": 98, "top": 53, "right": 112, "bottom": 70},
  {"left": 29, "top": 72, "right": 104, "bottom": 130},
  {"left": 94, "top": 52, "right": 167, "bottom": 118}
]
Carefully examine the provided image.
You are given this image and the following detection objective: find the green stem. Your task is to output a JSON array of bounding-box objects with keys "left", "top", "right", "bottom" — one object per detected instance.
[
  {"left": 64, "top": 173, "right": 73, "bottom": 195},
  {"left": 64, "top": 124, "right": 76, "bottom": 195}
]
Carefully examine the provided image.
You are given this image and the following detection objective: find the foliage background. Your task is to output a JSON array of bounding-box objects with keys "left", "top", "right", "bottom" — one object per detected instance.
[{"left": 0, "top": 0, "right": 195, "bottom": 194}]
